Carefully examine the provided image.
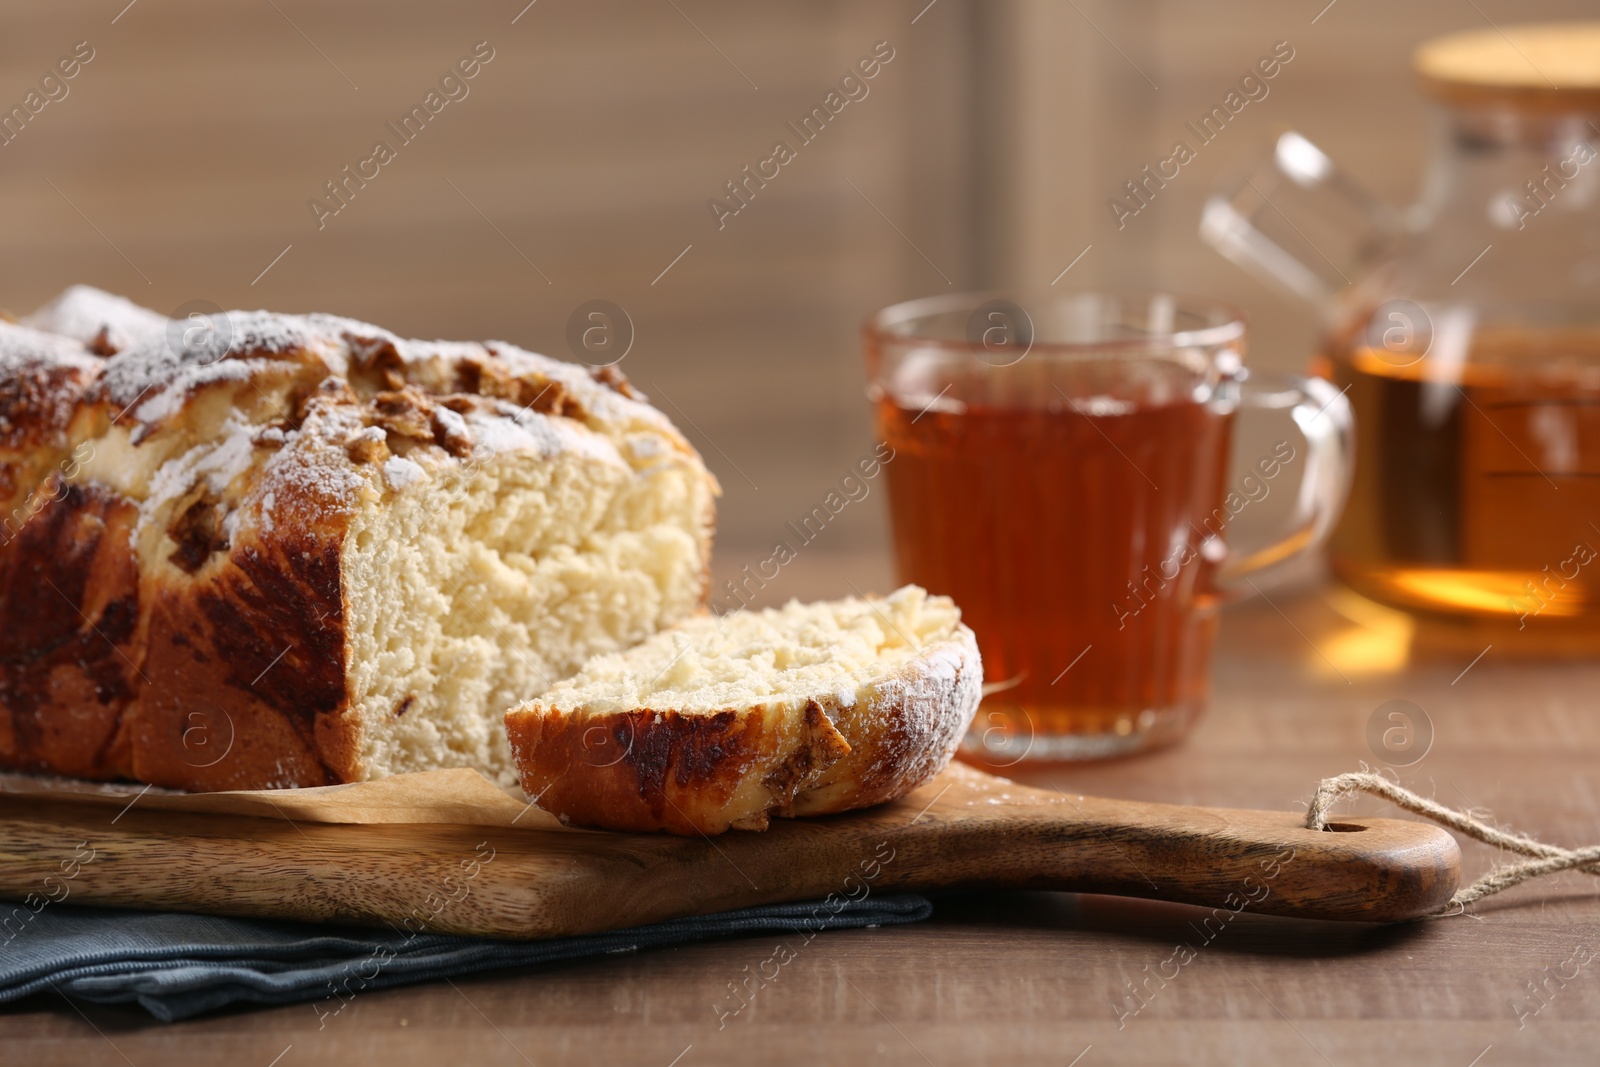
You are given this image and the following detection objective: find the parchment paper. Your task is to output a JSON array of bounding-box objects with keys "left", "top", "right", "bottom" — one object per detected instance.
[{"left": 0, "top": 768, "right": 568, "bottom": 830}]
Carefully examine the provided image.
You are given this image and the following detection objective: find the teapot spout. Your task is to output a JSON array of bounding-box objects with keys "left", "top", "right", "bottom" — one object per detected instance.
[{"left": 1201, "top": 131, "right": 1404, "bottom": 311}]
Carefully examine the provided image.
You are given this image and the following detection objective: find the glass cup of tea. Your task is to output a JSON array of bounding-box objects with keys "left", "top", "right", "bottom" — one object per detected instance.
[{"left": 864, "top": 292, "right": 1355, "bottom": 762}]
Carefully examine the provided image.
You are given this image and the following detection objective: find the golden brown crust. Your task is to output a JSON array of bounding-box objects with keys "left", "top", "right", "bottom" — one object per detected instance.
[
  {"left": 507, "top": 627, "right": 983, "bottom": 835},
  {"left": 0, "top": 327, "right": 102, "bottom": 516},
  {"left": 126, "top": 518, "right": 353, "bottom": 790},
  {"left": 0, "top": 406, "right": 364, "bottom": 791},
  {"left": 0, "top": 483, "right": 141, "bottom": 779},
  {"left": 0, "top": 356, "right": 99, "bottom": 458},
  {"left": 0, "top": 322, "right": 141, "bottom": 781},
  {"left": 506, "top": 700, "right": 853, "bottom": 835},
  {"left": 792, "top": 629, "right": 982, "bottom": 817}
]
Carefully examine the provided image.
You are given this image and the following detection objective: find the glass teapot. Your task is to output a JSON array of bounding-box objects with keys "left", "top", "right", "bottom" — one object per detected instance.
[{"left": 1202, "top": 22, "right": 1600, "bottom": 649}]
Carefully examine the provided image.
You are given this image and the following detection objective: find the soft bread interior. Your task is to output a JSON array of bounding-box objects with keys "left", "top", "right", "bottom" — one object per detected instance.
[
  {"left": 529, "top": 584, "right": 960, "bottom": 714},
  {"left": 345, "top": 436, "right": 708, "bottom": 783}
]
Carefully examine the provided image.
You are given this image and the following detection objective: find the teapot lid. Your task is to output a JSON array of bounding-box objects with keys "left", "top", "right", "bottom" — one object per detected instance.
[{"left": 1415, "top": 22, "right": 1600, "bottom": 112}]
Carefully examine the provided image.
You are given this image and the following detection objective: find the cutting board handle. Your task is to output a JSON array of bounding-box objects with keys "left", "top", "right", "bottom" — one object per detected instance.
[{"left": 851, "top": 772, "right": 1461, "bottom": 923}]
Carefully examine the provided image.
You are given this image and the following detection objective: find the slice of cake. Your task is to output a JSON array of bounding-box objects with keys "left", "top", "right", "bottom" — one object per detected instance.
[{"left": 505, "top": 585, "right": 982, "bottom": 834}]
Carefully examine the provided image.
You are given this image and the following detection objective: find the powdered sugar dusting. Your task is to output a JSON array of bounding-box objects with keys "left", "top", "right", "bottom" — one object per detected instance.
[
  {"left": 257, "top": 401, "right": 371, "bottom": 516},
  {"left": 139, "top": 411, "right": 261, "bottom": 527},
  {"left": 130, "top": 360, "right": 258, "bottom": 427},
  {"left": 92, "top": 310, "right": 350, "bottom": 432},
  {"left": 0, "top": 321, "right": 101, "bottom": 381},
  {"left": 13, "top": 285, "right": 708, "bottom": 577},
  {"left": 0, "top": 321, "right": 104, "bottom": 449},
  {"left": 464, "top": 402, "right": 623, "bottom": 468},
  {"left": 433, "top": 405, "right": 469, "bottom": 442},
  {"left": 22, "top": 285, "right": 166, "bottom": 355},
  {"left": 383, "top": 455, "right": 427, "bottom": 490},
  {"left": 484, "top": 340, "right": 685, "bottom": 442}
]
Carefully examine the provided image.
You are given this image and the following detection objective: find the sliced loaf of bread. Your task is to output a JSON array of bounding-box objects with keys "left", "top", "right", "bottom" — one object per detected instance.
[
  {"left": 0, "top": 286, "right": 716, "bottom": 790},
  {"left": 505, "top": 585, "right": 982, "bottom": 834}
]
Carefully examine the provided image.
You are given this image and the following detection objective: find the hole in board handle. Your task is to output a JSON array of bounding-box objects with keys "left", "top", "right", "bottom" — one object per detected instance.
[{"left": 1322, "top": 822, "right": 1367, "bottom": 833}]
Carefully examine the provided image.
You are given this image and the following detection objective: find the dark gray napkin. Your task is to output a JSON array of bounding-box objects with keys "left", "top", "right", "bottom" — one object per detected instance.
[{"left": 0, "top": 896, "right": 932, "bottom": 1022}]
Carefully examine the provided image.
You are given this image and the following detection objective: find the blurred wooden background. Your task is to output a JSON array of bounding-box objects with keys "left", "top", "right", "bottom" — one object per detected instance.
[{"left": 0, "top": 0, "right": 1590, "bottom": 601}]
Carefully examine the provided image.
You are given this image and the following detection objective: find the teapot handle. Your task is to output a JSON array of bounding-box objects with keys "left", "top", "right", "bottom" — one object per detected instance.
[
  {"left": 1211, "top": 371, "right": 1355, "bottom": 594},
  {"left": 1201, "top": 131, "right": 1404, "bottom": 309}
]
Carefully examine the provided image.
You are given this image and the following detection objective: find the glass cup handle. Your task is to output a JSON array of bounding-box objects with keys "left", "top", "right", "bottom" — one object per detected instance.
[{"left": 1213, "top": 372, "right": 1354, "bottom": 593}]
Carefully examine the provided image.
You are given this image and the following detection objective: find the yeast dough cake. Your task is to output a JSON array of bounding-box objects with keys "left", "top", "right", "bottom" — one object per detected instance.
[{"left": 0, "top": 286, "right": 716, "bottom": 790}]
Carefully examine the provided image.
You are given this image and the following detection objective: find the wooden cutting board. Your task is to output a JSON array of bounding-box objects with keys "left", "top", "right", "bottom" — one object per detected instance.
[{"left": 0, "top": 764, "right": 1460, "bottom": 938}]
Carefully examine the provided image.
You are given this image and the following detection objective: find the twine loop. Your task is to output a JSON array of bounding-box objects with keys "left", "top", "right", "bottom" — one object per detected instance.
[{"left": 1307, "top": 770, "right": 1600, "bottom": 914}]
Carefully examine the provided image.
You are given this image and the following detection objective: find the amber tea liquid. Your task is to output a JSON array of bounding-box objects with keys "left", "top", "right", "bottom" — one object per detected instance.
[
  {"left": 1324, "top": 330, "right": 1600, "bottom": 644},
  {"left": 876, "top": 359, "right": 1234, "bottom": 759}
]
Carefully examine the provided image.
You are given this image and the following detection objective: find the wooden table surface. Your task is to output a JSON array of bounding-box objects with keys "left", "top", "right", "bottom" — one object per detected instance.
[{"left": 5, "top": 572, "right": 1600, "bottom": 1066}]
